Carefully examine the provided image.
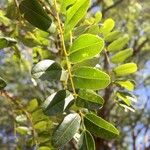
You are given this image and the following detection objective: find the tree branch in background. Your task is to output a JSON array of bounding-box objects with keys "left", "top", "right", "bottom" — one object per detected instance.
[{"left": 133, "top": 38, "right": 149, "bottom": 56}]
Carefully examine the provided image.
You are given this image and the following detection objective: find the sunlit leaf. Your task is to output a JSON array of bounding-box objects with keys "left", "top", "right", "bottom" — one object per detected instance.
[
  {"left": 27, "top": 99, "right": 38, "bottom": 112},
  {"left": 60, "top": 0, "right": 76, "bottom": 14},
  {"left": 104, "top": 30, "right": 121, "bottom": 42},
  {"left": 64, "top": 0, "right": 90, "bottom": 34},
  {"left": 111, "top": 48, "right": 133, "bottom": 64},
  {"left": 115, "top": 80, "right": 135, "bottom": 91},
  {"left": 114, "top": 63, "right": 137, "bottom": 76},
  {"left": 100, "top": 18, "right": 115, "bottom": 36},
  {"left": 73, "top": 66, "right": 111, "bottom": 90},
  {"left": 69, "top": 34, "right": 104, "bottom": 63},
  {"left": 108, "top": 34, "right": 129, "bottom": 52}
]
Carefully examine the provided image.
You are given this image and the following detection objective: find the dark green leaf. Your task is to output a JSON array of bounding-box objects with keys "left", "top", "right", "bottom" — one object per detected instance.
[
  {"left": 52, "top": 113, "right": 81, "bottom": 148},
  {"left": 84, "top": 113, "right": 119, "bottom": 140},
  {"left": 0, "top": 77, "right": 7, "bottom": 90},
  {"left": 64, "top": 0, "right": 90, "bottom": 34},
  {"left": 76, "top": 89, "right": 104, "bottom": 110},
  {"left": 0, "top": 37, "right": 17, "bottom": 49},
  {"left": 42, "top": 90, "right": 74, "bottom": 116},
  {"left": 78, "top": 130, "right": 95, "bottom": 150},
  {"left": 19, "top": 0, "right": 52, "bottom": 31},
  {"left": 114, "top": 63, "right": 137, "bottom": 76},
  {"left": 32, "top": 59, "right": 62, "bottom": 81},
  {"left": 73, "top": 66, "right": 110, "bottom": 90},
  {"left": 69, "top": 34, "right": 104, "bottom": 64}
]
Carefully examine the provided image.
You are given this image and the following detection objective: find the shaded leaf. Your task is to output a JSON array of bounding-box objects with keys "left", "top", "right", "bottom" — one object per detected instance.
[
  {"left": 52, "top": 113, "right": 81, "bottom": 148},
  {"left": 73, "top": 66, "right": 110, "bottom": 90},
  {"left": 76, "top": 89, "right": 104, "bottom": 110},
  {"left": 78, "top": 130, "right": 95, "bottom": 150},
  {"left": 100, "top": 18, "right": 115, "bottom": 36},
  {"left": 32, "top": 59, "right": 62, "bottom": 81},
  {"left": 42, "top": 90, "right": 74, "bottom": 116},
  {"left": 84, "top": 113, "right": 119, "bottom": 140},
  {"left": 19, "top": 0, "right": 52, "bottom": 31},
  {"left": 114, "top": 63, "right": 137, "bottom": 76},
  {"left": 69, "top": 34, "right": 104, "bottom": 63}
]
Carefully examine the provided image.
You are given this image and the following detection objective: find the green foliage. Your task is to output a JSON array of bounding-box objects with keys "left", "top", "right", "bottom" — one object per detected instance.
[
  {"left": 52, "top": 113, "right": 81, "bottom": 148},
  {"left": 69, "top": 34, "right": 104, "bottom": 63},
  {"left": 64, "top": 0, "right": 90, "bottom": 34},
  {"left": 19, "top": 0, "right": 52, "bottom": 31},
  {"left": 114, "top": 63, "right": 137, "bottom": 76},
  {"left": 78, "top": 130, "right": 95, "bottom": 150},
  {"left": 73, "top": 66, "right": 111, "bottom": 90},
  {"left": 0, "top": 0, "right": 140, "bottom": 149},
  {"left": 84, "top": 113, "right": 119, "bottom": 140}
]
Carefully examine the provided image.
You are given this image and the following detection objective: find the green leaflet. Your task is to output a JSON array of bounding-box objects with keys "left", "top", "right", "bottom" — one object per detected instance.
[
  {"left": 0, "top": 77, "right": 7, "bottom": 90},
  {"left": 108, "top": 34, "right": 129, "bottom": 52},
  {"left": 16, "top": 126, "right": 31, "bottom": 135},
  {"left": 27, "top": 99, "right": 38, "bottom": 113},
  {"left": 114, "top": 63, "right": 137, "bottom": 76},
  {"left": 73, "top": 66, "right": 110, "bottom": 90},
  {"left": 78, "top": 130, "right": 95, "bottom": 150},
  {"left": 115, "top": 80, "right": 135, "bottom": 91},
  {"left": 117, "top": 91, "right": 137, "bottom": 104},
  {"left": 104, "top": 30, "right": 121, "bottom": 42},
  {"left": 69, "top": 34, "right": 104, "bottom": 64},
  {"left": 64, "top": 0, "right": 90, "bottom": 34},
  {"left": 84, "top": 113, "right": 119, "bottom": 140},
  {"left": 42, "top": 90, "right": 74, "bottom": 116},
  {"left": 100, "top": 18, "right": 115, "bottom": 36},
  {"left": 111, "top": 48, "right": 133, "bottom": 64},
  {"left": 52, "top": 113, "right": 81, "bottom": 148},
  {"left": 76, "top": 89, "right": 104, "bottom": 110},
  {"left": 19, "top": 0, "right": 52, "bottom": 31},
  {"left": 31, "top": 59, "right": 62, "bottom": 81},
  {"left": 60, "top": 0, "right": 77, "bottom": 14},
  {"left": 39, "top": 147, "right": 51, "bottom": 150},
  {"left": 0, "top": 37, "right": 17, "bottom": 49}
]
